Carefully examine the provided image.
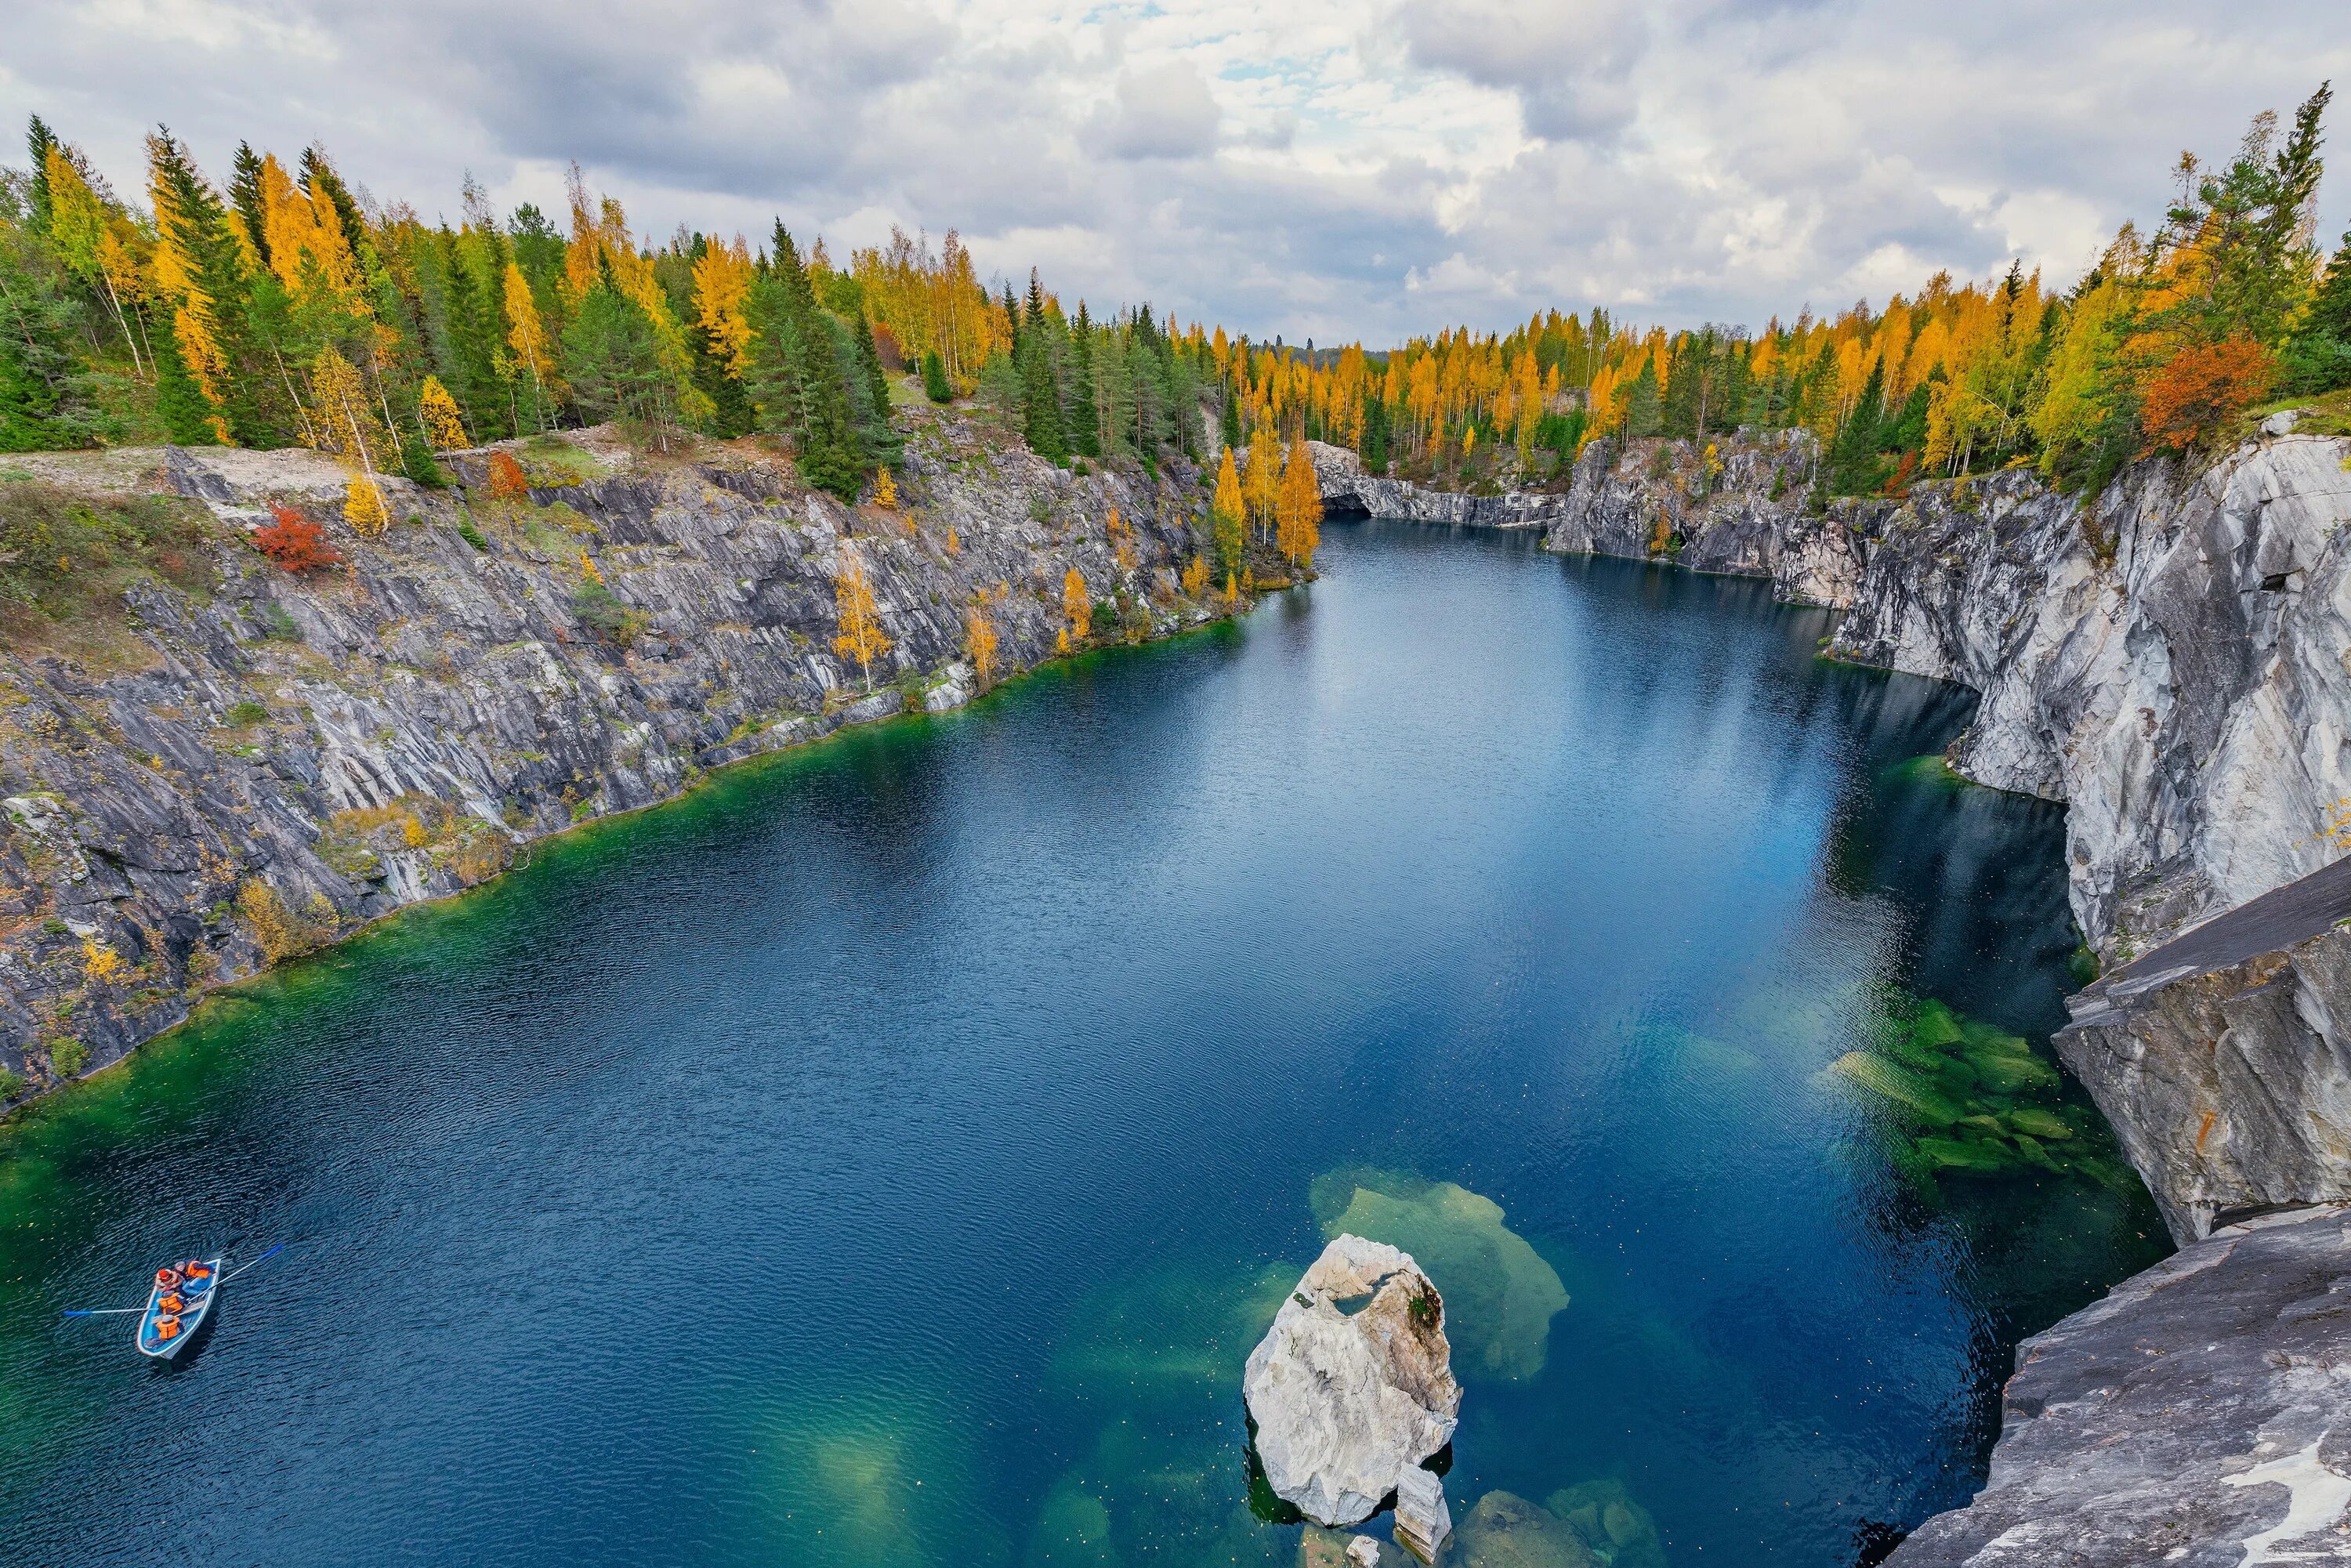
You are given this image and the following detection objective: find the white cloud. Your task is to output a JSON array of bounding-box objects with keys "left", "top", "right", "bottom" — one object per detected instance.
[
  {"left": 2, "top": 0, "right": 2346, "bottom": 345},
  {"left": 1095, "top": 61, "right": 1222, "bottom": 160}
]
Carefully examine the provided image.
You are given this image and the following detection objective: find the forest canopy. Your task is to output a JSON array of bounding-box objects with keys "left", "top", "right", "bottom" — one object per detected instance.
[{"left": 0, "top": 83, "right": 2342, "bottom": 508}]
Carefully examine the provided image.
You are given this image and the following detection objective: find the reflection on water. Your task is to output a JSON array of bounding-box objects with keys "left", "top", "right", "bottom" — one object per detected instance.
[{"left": 0, "top": 523, "right": 2165, "bottom": 1566}]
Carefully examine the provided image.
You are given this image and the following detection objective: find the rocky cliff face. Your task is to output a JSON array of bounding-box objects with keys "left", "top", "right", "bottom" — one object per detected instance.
[
  {"left": 1885, "top": 1202, "right": 2351, "bottom": 1567},
  {"left": 2058, "top": 856, "right": 2351, "bottom": 1245},
  {"left": 1318, "top": 430, "right": 2351, "bottom": 967},
  {"left": 0, "top": 419, "right": 1211, "bottom": 1107}
]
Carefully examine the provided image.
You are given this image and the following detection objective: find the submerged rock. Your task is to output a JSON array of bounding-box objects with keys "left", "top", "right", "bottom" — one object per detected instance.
[
  {"left": 1242, "top": 1234, "right": 1461, "bottom": 1526},
  {"left": 1541, "top": 1480, "right": 1668, "bottom": 1568},
  {"left": 1311, "top": 1168, "right": 1570, "bottom": 1381},
  {"left": 1452, "top": 1491, "right": 1596, "bottom": 1568}
]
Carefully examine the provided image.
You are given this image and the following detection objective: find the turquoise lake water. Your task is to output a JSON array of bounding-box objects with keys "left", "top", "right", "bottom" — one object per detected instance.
[{"left": 0, "top": 520, "right": 2164, "bottom": 1566}]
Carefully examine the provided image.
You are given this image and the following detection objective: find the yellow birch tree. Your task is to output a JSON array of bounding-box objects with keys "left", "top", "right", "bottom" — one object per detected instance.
[{"left": 831, "top": 545, "right": 892, "bottom": 690}]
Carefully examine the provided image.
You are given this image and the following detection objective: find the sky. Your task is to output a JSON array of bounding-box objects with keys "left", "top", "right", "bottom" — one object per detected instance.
[{"left": 4, "top": 0, "right": 2348, "bottom": 346}]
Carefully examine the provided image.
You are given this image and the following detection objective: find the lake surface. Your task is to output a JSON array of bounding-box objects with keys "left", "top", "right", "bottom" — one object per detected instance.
[{"left": 0, "top": 521, "right": 2165, "bottom": 1566}]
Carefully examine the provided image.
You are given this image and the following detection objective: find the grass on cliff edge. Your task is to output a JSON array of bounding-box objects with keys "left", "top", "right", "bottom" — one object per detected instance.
[{"left": 0, "top": 476, "right": 216, "bottom": 664}]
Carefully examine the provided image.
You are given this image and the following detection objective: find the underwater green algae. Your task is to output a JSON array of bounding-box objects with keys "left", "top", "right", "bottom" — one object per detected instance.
[
  {"left": 1310, "top": 1168, "right": 1570, "bottom": 1382},
  {"left": 1826, "top": 992, "right": 2134, "bottom": 1192}
]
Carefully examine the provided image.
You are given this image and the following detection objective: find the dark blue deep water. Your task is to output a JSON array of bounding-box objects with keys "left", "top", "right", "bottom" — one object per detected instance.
[{"left": 0, "top": 522, "right": 2163, "bottom": 1566}]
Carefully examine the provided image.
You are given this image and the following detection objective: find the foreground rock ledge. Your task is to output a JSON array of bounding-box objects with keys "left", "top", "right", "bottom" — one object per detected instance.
[
  {"left": 1243, "top": 1233, "right": 1460, "bottom": 1529},
  {"left": 1886, "top": 1203, "right": 2351, "bottom": 1566}
]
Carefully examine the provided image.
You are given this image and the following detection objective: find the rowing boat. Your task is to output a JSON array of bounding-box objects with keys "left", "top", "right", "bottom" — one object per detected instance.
[{"left": 137, "top": 1257, "right": 223, "bottom": 1360}]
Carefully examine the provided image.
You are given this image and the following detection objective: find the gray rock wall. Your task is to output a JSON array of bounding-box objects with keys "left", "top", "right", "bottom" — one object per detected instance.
[
  {"left": 2058, "top": 856, "right": 2351, "bottom": 1245},
  {"left": 0, "top": 421, "right": 1212, "bottom": 1106},
  {"left": 1886, "top": 1202, "right": 2351, "bottom": 1567},
  {"left": 1315, "top": 431, "right": 2351, "bottom": 967}
]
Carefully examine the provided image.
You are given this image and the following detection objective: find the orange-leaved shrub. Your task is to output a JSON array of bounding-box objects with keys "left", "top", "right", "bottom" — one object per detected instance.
[{"left": 252, "top": 504, "right": 342, "bottom": 572}]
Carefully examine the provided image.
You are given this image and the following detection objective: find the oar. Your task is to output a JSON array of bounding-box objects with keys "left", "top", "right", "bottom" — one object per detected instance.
[
  {"left": 218, "top": 1244, "right": 283, "bottom": 1284},
  {"left": 61, "top": 1307, "right": 145, "bottom": 1318}
]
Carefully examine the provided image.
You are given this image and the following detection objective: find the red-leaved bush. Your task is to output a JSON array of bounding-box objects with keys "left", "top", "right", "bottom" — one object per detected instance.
[
  {"left": 2138, "top": 336, "right": 2278, "bottom": 458},
  {"left": 253, "top": 503, "right": 342, "bottom": 572},
  {"left": 486, "top": 450, "right": 531, "bottom": 502}
]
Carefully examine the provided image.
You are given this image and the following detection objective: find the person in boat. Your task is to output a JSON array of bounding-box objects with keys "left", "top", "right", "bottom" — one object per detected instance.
[{"left": 180, "top": 1260, "right": 212, "bottom": 1293}]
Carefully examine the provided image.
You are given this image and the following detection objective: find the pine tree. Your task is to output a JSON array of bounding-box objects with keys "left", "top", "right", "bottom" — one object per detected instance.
[
  {"left": 229, "top": 142, "right": 270, "bottom": 271},
  {"left": 1065, "top": 304, "right": 1100, "bottom": 458},
  {"left": 563, "top": 270, "right": 667, "bottom": 426},
  {"left": 1622, "top": 357, "right": 1663, "bottom": 439},
  {"left": 1219, "top": 380, "right": 1241, "bottom": 452},
  {"left": 147, "top": 128, "right": 259, "bottom": 444},
  {"left": 1018, "top": 269, "right": 1067, "bottom": 462},
  {"left": 0, "top": 230, "right": 97, "bottom": 451},
  {"left": 148, "top": 310, "right": 219, "bottom": 444},
  {"left": 26, "top": 116, "right": 59, "bottom": 232},
  {"left": 2286, "top": 225, "right": 2351, "bottom": 393},
  {"left": 922, "top": 348, "right": 951, "bottom": 403},
  {"left": 849, "top": 307, "right": 902, "bottom": 466},
  {"left": 433, "top": 226, "right": 505, "bottom": 440},
  {"left": 766, "top": 225, "right": 862, "bottom": 499}
]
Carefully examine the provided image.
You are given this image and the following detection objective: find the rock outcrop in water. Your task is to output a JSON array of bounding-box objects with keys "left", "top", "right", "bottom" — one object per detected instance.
[
  {"left": 1243, "top": 1233, "right": 1461, "bottom": 1530},
  {"left": 1886, "top": 1203, "right": 2351, "bottom": 1567},
  {"left": 0, "top": 419, "right": 1218, "bottom": 1106}
]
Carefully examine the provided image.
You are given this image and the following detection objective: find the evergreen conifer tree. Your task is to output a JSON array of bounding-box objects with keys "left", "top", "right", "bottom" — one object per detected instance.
[
  {"left": 2287, "top": 226, "right": 2351, "bottom": 393},
  {"left": 25, "top": 116, "right": 58, "bottom": 233},
  {"left": 849, "top": 309, "right": 902, "bottom": 466},
  {"left": 1065, "top": 302, "right": 1100, "bottom": 458},
  {"left": 228, "top": 142, "right": 270, "bottom": 271},
  {"left": 921, "top": 348, "right": 951, "bottom": 403},
  {"left": 767, "top": 225, "right": 861, "bottom": 499},
  {"left": 433, "top": 226, "right": 506, "bottom": 440},
  {"left": 1018, "top": 269, "right": 1067, "bottom": 462},
  {"left": 1623, "top": 359, "right": 1663, "bottom": 438},
  {"left": 149, "top": 322, "right": 219, "bottom": 445},
  {"left": 149, "top": 129, "right": 277, "bottom": 444}
]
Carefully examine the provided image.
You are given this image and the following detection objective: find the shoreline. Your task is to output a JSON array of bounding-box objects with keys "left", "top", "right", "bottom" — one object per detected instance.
[{"left": 0, "top": 592, "right": 1262, "bottom": 1132}]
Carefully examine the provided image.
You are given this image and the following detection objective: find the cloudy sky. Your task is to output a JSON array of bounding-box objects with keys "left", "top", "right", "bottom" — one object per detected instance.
[{"left": 5, "top": 0, "right": 2347, "bottom": 345}]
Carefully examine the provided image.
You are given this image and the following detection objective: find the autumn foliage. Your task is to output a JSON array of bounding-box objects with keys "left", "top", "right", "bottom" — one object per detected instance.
[
  {"left": 2136, "top": 336, "right": 2277, "bottom": 457},
  {"left": 486, "top": 450, "right": 531, "bottom": 502},
  {"left": 831, "top": 545, "right": 892, "bottom": 690},
  {"left": 418, "top": 375, "right": 469, "bottom": 450},
  {"left": 965, "top": 600, "right": 998, "bottom": 688},
  {"left": 252, "top": 502, "right": 342, "bottom": 571},
  {"left": 1062, "top": 567, "right": 1092, "bottom": 641},
  {"left": 342, "top": 476, "right": 389, "bottom": 535}
]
